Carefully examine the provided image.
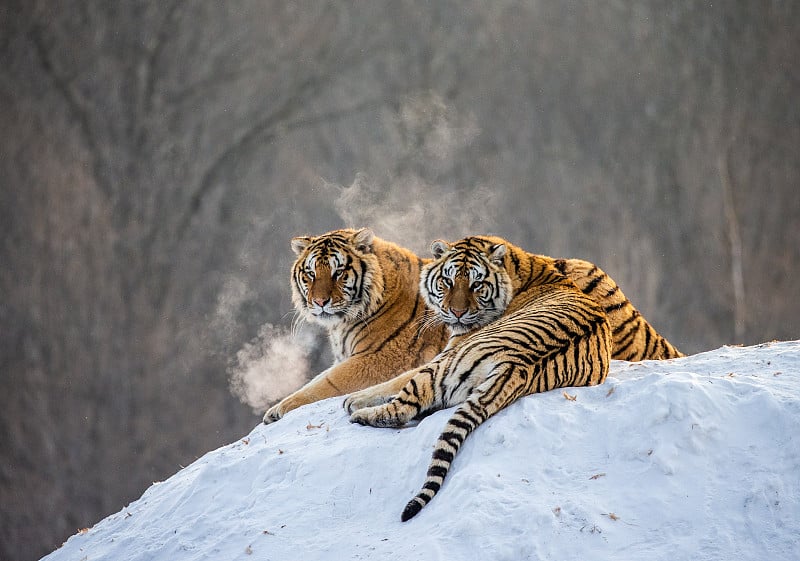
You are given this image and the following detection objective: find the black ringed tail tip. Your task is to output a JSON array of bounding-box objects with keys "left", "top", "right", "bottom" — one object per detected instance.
[{"left": 401, "top": 498, "right": 425, "bottom": 522}]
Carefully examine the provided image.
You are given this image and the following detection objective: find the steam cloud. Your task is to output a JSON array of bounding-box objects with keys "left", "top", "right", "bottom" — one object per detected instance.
[
  {"left": 331, "top": 173, "right": 499, "bottom": 255},
  {"left": 228, "top": 323, "right": 317, "bottom": 413},
  {"left": 211, "top": 276, "right": 254, "bottom": 351},
  {"left": 328, "top": 93, "right": 498, "bottom": 254},
  {"left": 226, "top": 93, "right": 498, "bottom": 413}
]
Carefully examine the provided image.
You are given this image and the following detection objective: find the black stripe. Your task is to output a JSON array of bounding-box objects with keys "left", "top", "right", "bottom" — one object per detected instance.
[
  {"left": 448, "top": 418, "right": 473, "bottom": 432},
  {"left": 427, "top": 465, "right": 449, "bottom": 479},
  {"left": 395, "top": 396, "right": 422, "bottom": 414},
  {"left": 614, "top": 315, "right": 642, "bottom": 346},
  {"left": 604, "top": 301, "right": 628, "bottom": 313},
  {"left": 402, "top": 499, "right": 425, "bottom": 522},
  {"left": 432, "top": 448, "right": 455, "bottom": 463},
  {"left": 509, "top": 248, "right": 522, "bottom": 275},
  {"left": 582, "top": 275, "right": 603, "bottom": 295},
  {"left": 658, "top": 337, "right": 669, "bottom": 359},
  {"left": 440, "top": 431, "right": 462, "bottom": 446},
  {"left": 362, "top": 294, "right": 421, "bottom": 355},
  {"left": 535, "top": 363, "right": 546, "bottom": 393},
  {"left": 457, "top": 407, "right": 483, "bottom": 427},
  {"left": 407, "top": 378, "right": 420, "bottom": 400},
  {"left": 422, "top": 481, "right": 441, "bottom": 493},
  {"left": 642, "top": 325, "right": 653, "bottom": 359},
  {"left": 464, "top": 400, "right": 487, "bottom": 423}
]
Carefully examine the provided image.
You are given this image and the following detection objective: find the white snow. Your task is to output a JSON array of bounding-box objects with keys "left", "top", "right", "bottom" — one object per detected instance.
[{"left": 44, "top": 341, "right": 800, "bottom": 561}]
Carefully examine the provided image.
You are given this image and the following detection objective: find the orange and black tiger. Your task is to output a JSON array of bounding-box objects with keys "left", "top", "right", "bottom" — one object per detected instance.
[
  {"left": 262, "top": 228, "right": 449, "bottom": 423},
  {"left": 421, "top": 238, "right": 683, "bottom": 360},
  {"left": 348, "top": 236, "right": 613, "bottom": 520}
]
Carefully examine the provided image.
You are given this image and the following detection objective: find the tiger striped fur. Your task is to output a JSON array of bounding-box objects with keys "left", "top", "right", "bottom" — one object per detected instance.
[
  {"left": 349, "top": 236, "right": 612, "bottom": 521},
  {"left": 550, "top": 258, "right": 683, "bottom": 360},
  {"left": 262, "top": 228, "right": 449, "bottom": 423}
]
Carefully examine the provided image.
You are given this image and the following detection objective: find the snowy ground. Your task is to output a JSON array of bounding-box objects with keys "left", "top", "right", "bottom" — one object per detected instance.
[{"left": 44, "top": 341, "right": 800, "bottom": 561}]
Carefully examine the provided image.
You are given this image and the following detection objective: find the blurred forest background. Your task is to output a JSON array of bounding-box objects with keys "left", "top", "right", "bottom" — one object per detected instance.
[{"left": 2, "top": 1, "right": 799, "bottom": 559}]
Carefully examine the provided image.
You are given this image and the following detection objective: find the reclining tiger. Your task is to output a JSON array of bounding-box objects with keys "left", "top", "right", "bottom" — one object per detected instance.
[
  {"left": 347, "top": 235, "right": 679, "bottom": 521},
  {"left": 267, "top": 229, "right": 682, "bottom": 423},
  {"left": 440, "top": 245, "right": 684, "bottom": 361}
]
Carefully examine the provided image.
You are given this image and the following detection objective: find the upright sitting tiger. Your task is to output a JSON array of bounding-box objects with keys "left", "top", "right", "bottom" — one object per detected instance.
[
  {"left": 348, "top": 236, "right": 613, "bottom": 521},
  {"left": 262, "top": 228, "right": 449, "bottom": 423}
]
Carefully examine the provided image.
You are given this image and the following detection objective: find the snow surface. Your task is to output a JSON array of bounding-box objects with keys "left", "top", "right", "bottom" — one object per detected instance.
[{"left": 44, "top": 341, "right": 800, "bottom": 561}]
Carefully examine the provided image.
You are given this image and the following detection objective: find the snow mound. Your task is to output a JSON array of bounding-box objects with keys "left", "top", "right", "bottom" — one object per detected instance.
[{"left": 44, "top": 342, "right": 800, "bottom": 561}]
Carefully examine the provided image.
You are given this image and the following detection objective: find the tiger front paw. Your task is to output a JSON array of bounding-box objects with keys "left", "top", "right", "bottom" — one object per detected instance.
[
  {"left": 263, "top": 394, "right": 302, "bottom": 424},
  {"left": 349, "top": 402, "right": 415, "bottom": 428},
  {"left": 263, "top": 402, "right": 284, "bottom": 424},
  {"left": 343, "top": 388, "right": 393, "bottom": 414}
]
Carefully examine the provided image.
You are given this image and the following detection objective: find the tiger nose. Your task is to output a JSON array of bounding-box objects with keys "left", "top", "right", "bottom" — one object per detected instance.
[
  {"left": 450, "top": 307, "right": 467, "bottom": 318},
  {"left": 313, "top": 297, "right": 330, "bottom": 307}
]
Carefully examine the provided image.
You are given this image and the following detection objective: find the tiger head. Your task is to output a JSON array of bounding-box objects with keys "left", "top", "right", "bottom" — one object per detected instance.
[
  {"left": 420, "top": 236, "right": 514, "bottom": 335},
  {"left": 290, "top": 228, "right": 383, "bottom": 327}
]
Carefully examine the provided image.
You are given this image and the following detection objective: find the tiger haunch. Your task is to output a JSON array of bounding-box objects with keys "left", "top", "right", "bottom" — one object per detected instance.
[
  {"left": 350, "top": 236, "right": 613, "bottom": 520},
  {"left": 550, "top": 258, "right": 684, "bottom": 360}
]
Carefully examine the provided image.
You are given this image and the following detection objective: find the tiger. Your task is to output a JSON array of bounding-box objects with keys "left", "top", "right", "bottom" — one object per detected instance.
[
  {"left": 344, "top": 237, "right": 682, "bottom": 414},
  {"left": 422, "top": 239, "right": 684, "bottom": 361},
  {"left": 347, "top": 236, "right": 613, "bottom": 521},
  {"left": 262, "top": 228, "right": 450, "bottom": 423}
]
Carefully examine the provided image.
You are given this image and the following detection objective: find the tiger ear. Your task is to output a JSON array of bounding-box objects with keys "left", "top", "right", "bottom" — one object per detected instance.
[
  {"left": 430, "top": 240, "right": 451, "bottom": 259},
  {"left": 291, "top": 236, "right": 312, "bottom": 255},
  {"left": 352, "top": 228, "right": 375, "bottom": 253},
  {"left": 488, "top": 243, "right": 507, "bottom": 266}
]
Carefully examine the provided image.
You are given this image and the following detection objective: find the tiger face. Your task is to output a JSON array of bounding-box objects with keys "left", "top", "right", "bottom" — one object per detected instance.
[
  {"left": 290, "top": 228, "right": 382, "bottom": 326},
  {"left": 420, "top": 237, "right": 513, "bottom": 335}
]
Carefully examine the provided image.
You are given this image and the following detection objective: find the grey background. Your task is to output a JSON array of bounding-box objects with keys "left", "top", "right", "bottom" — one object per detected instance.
[{"left": 2, "top": 2, "right": 798, "bottom": 559}]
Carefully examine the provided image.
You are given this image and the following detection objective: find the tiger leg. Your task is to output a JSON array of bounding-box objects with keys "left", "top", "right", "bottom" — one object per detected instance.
[
  {"left": 402, "top": 363, "right": 530, "bottom": 521},
  {"left": 343, "top": 369, "right": 417, "bottom": 414},
  {"left": 349, "top": 367, "right": 439, "bottom": 428},
  {"left": 265, "top": 352, "right": 412, "bottom": 423}
]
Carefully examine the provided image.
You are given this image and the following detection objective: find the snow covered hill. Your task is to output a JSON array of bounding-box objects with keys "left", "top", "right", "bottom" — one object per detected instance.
[{"left": 44, "top": 342, "right": 800, "bottom": 561}]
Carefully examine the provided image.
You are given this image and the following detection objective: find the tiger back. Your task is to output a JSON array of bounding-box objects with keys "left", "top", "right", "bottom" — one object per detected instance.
[
  {"left": 349, "top": 236, "right": 612, "bottom": 520},
  {"left": 262, "top": 228, "right": 449, "bottom": 423}
]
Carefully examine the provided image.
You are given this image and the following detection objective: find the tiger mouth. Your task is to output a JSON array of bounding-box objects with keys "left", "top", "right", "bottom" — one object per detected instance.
[
  {"left": 311, "top": 308, "right": 343, "bottom": 318},
  {"left": 444, "top": 316, "right": 483, "bottom": 332}
]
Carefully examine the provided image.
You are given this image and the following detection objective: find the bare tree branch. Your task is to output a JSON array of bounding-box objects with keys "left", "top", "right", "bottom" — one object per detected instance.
[
  {"left": 174, "top": 92, "right": 385, "bottom": 240},
  {"left": 27, "top": 22, "right": 111, "bottom": 199},
  {"left": 173, "top": 37, "right": 390, "bottom": 240},
  {"left": 140, "top": 0, "right": 186, "bottom": 118}
]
